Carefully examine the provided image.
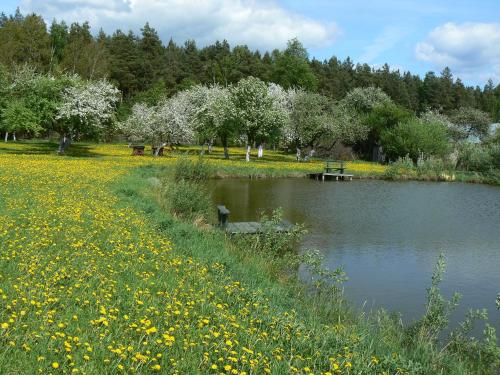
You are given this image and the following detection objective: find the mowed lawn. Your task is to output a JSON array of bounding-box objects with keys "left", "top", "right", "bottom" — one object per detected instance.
[{"left": 0, "top": 143, "right": 403, "bottom": 375}]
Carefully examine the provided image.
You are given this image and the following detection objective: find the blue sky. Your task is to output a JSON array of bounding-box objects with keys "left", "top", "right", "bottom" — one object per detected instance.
[{"left": 2, "top": 0, "right": 499, "bottom": 86}]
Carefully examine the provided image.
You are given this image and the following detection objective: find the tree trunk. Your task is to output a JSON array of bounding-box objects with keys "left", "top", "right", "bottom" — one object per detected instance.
[
  {"left": 222, "top": 136, "right": 229, "bottom": 159},
  {"left": 257, "top": 144, "right": 264, "bottom": 158},
  {"left": 58, "top": 135, "right": 71, "bottom": 154},
  {"left": 246, "top": 145, "right": 251, "bottom": 162},
  {"left": 154, "top": 142, "right": 166, "bottom": 157},
  {"left": 296, "top": 147, "right": 301, "bottom": 162},
  {"left": 208, "top": 141, "right": 213, "bottom": 154},
  {"left": 12, "top": 132, "right": 16, "bottom": 141},
  {"left": 4, "top": 132, "right": 8, "bottom": 142}
]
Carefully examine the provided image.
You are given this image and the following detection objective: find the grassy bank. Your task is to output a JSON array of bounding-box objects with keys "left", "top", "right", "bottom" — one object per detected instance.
[
  {"left": 0, "top": 141, "right": 498, "bottom": 374},
  {"left": 3, "top": 141, "right": 496, "bottom": 184},
  {"left": 0, "top": 141, "right": 387, "bottom": 179},
  {"left": 382, "top": 156, "right": 500, "bottom": 185}
]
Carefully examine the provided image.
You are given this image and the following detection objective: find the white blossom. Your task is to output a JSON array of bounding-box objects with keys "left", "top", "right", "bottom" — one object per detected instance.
[
  {"left": 154, "top": 90, "right": 196, "bottom": 145},
  {"left": 56, "top": 79, "right": 120, "bottom": 132},
  {"left": 119, "top": 103, "right": 155, "bottom": 143}
]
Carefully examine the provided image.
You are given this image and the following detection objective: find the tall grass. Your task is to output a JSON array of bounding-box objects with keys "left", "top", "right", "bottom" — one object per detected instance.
[{"left": 161, "top": 157, "right": 214, "bottom": 222}]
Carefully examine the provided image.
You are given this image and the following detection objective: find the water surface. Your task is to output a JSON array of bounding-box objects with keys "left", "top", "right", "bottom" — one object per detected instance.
[{"left": 209, "top": 178, "right": 500, "bottom": 331}]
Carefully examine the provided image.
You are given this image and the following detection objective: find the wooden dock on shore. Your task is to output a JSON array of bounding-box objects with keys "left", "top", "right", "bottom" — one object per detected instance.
[
  {"left": 225, "top": 220, "right": 294, "bottom": 235},
  {"left": 308, "top": 160, "right": 353, "bottom": 181},
  {"left": 217, "top": 205, "right": 294, "bottom": 234},
  {"left": 307, "top": 172, "right": 353, "bottom": 181}
]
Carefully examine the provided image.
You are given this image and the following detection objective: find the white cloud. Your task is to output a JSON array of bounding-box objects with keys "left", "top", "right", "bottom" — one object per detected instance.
[
  {"left": 416, "top": 22, "right": 500, "bottom": 83},
  {"left": 358, "top": 26, "right": 408, "bottom": 64},
  {"left": 20, "top": 0, "right": 339, "bottom": 51}
]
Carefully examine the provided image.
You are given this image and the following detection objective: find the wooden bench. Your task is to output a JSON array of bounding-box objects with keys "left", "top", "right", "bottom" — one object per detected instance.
[
  {"left": 217, "top": 205, "right": 230, "bottom": 227},
  {"left": 131, "top": 145, "right": 145, "bottom": 156},
  {"left": 324, "top": 160, "right": 346, "bottom": 174}
]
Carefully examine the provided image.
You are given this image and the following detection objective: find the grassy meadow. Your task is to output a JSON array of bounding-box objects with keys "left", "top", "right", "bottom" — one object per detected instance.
[{"left": 0, "top": 142, "right": 496, "bottom": 374}]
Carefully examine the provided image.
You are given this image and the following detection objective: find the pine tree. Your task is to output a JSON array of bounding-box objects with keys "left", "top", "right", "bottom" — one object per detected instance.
[
  {"left": 107, "top": 30, "right": 141, "bottom": 98},
  {"left": 138, "top": 23, "right": 165, "bottom": 90},
  {"left": 49, "top": 20, "right": 68, "bottom": 68},
  {"left": 439, "top": 67, "right": 454, "bottom": 113},
  {"left": 271, "top": 39, "right": 317, "bottom": 90},
  {"left": 0, "top": 12, "right": 51, "bottom": 71}
]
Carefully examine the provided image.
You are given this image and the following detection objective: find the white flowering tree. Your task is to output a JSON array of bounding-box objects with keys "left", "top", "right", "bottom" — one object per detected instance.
[
  {"left": 189, "top": 84, "right": 237, "bottom": 158},
  {"left": 119, "top": 103, "right": 156, "bottom": 145},
  {"left": 285, "top": 91, "right": 333, "bottom": 160},
  {"left": 321, "top": 86, "right": 388, "bottom": 157},
  {"left": 56, "top": 79, "right": 120, "bottom": 153},
  {"left": 267, "top": 83, "right": 295, "bottom": 156},
  {"left": 120, "top": 91, "right": 196, "bottom": 155},
  {"left": 231, "top": 77, "right": 288, "bottom": 161},
  {"left": 329, "top": 102, "right": 370, "bottom": 148},
  {"left": 154, "top": 90, "right": 196, "bottom": 151},
  {"left": 341, "top": 86, "right": 392, "bottom": 114}
]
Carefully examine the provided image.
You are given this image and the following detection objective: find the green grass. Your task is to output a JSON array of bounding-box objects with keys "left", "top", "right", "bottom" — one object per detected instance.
[{"left": 0, "top": 141, "right": 498, "bottom": 374}]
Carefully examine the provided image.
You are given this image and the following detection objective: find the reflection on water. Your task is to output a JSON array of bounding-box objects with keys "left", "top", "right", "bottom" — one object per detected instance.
[{"left": 208, "top": 178, "right": 500, "bottom": 331}]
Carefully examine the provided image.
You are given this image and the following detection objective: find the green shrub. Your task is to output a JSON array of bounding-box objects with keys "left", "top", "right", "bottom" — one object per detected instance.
[
  {"left": 416, "top": 157, "right": 448, "bottom": 179},
  {"left": 173, "top": 156, "right": 214, "bottom": 182},
  {"left": 163, "top": 180, "right": 211, "bottom": 221},
  {"left": 381, "top": 118, "right": 450, "bottom": 162},
  {"left": 385, "top": 156, "right": 458, "bottom": 181},
  {"left": 236, "top": 208, "right": 306, "bottom": 257},
  {"left": 407, "top": 253, "right": 462, "bottom": 342},
  {"left": 384, "top": 155, "right": 417, "bottom": 180},
  {"left": 457, "top": 143, "right": 494, "bottom": 172},
  {"left": 405, "top": 254, "right": 500, "bottom": 372},
  {"left": 489, "top": 144, "right": 500, "bottom": 169}
]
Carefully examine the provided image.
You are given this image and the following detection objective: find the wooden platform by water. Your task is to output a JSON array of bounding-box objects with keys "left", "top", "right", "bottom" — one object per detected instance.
[
  {"left": 217, "top": 205, "right": 294, "bottom": 234},
  {"left": 307, "top": 172, "right": 353, "bottom": 181},
  {"left": 225, "top": 220, "right": 294, "bottom": 235},
  {"left": 308, "top": 160, "right": 354, "bottom": 181}
]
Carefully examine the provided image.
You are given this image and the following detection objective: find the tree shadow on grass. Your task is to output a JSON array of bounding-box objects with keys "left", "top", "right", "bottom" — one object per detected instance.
[
  {"left": 0, "top": 141, "right": 106, "bottom": 158},
  {"left": 178, "top": 147, "right": 297, "bottom": 163}
]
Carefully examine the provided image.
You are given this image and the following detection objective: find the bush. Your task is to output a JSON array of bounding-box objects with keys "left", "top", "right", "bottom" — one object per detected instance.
[
  {"left": 173, "top": 156, "right": 214, "bottom": 182},
  {"left": 236, "top": 208, "right": 306, "bottom": 257},
  {"left": 163, "top": 180, "right": 211, "bottom": 221},
  {"left": 384, "top": 156, "right": 455, "bottom": 181},
  {"left": 381, "top": 118, "right": 450, "bottom": 162},
  {"left": 406, "top": 254, "right": 500, "bottom": 372},
  {"left": 384, "top": 155, "right": 417, "bottom": 180},
  {"left": 416, "top": 157, "right": 448, "bottom": 179},
  {"left": 457, "top": 143, "right": 494, "bottom": 172},
  {"left": 407, "top": 254, "right": 461, "bottom": 342},
  {"left": 488, "top": 144, "right": 500, "bottom": 169}
]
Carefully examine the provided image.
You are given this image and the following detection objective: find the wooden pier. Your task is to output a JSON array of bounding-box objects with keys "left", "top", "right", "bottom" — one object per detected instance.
[
  {"left": 225, "top": 220, "right": 294, "bottom": 235},
  {"left": 217, "top": 205, "right": 294, "bottom": 234},
  {"left": 308, "top": 172, "right": 353, "bottom": 181},
  {"left": 308, "top": 160, "right": 353, "bottom": 181}
]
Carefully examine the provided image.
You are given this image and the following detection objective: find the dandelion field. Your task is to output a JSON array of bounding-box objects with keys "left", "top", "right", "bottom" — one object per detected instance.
[{"left": 0, "top": 143, "right": 479, "bottom": 374}]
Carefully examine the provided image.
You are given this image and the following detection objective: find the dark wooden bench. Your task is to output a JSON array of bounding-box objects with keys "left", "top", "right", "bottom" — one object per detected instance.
[
  {"left": 324, "top": 160, "right": 346, "bottom": 174},
  {"left": 217, "top": 205, "right": 230, "bottom": 227},
  {"left": 131, "top": 145, "right": 145, "bottom": 156}
]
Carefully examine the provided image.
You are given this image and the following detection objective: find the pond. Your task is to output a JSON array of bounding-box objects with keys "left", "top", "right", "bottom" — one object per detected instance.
[{"left": 208, "top": 178, "right": 500, "bottom": 332}]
